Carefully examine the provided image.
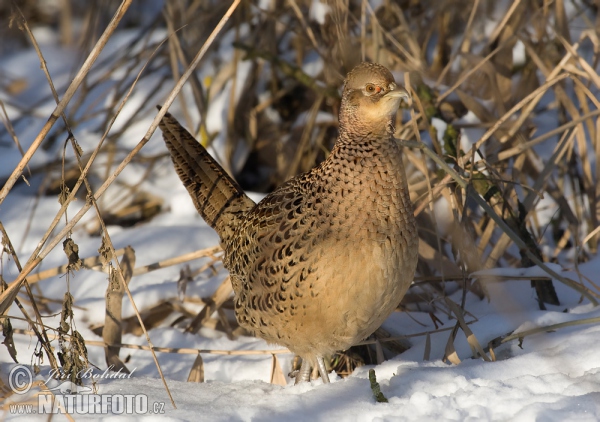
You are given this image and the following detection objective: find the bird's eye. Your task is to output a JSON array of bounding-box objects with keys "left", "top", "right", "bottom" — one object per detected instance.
[{"left": 365, "top": 84, "right": 381, "bottom": 95}]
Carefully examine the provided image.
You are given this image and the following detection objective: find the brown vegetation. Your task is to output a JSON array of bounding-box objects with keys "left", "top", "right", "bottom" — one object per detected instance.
[{"left": 1, "top": 0, "right": 599, "bottom": 406}]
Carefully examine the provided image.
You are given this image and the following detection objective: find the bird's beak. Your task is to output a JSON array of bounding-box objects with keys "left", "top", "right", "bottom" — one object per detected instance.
[{"left": 384, "top": 85, "right": 410, "bottom": 102}]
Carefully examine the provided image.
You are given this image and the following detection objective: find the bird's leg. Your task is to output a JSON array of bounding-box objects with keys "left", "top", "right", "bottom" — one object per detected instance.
[
  {"left": 294, "top": 358, "right": 311, "bottom": 385},
  {"left": 316, "top": 356, "right": 330, "bottom": 383}
]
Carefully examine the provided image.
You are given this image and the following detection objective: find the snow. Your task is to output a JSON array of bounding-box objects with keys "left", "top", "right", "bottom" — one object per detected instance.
[
  {"left": 309, "top": 0, "right": 331, "bottom": 25},
  {"left": 1, "top": 2, "right": 600, "bottom": 421},
  {"left": 513, "top": 40, "right": 526, "bottom": 67},
  {"left": 455, "top": 111, "right": 487, "bottom": 154},
  {"left": 431, "top": 117, "right": 447, "bottom": 145},
  {"left": 3, "top": 304, "right": 600, "bottom": 420}
]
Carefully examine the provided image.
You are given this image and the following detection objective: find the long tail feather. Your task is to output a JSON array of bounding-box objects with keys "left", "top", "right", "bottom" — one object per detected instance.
[{"left": 158, "top": 109, "right": 255, "bottom": 237}]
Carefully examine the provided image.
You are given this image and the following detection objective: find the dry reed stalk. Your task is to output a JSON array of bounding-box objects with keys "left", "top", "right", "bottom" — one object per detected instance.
[
  {"left": 9, "top": 328, "right": 291, "bottom": 355},
  {"left": 1, "top": 0, "right": 243, "bottom": 408},
  {"left": 103, "top": 246, "right": 135, "bottom": 373},
  {"left": 185, "top": 276, "right": 233, "bottom": 334},
  {"left": 23, "top": 245, "right": 222, "bottom": 286},
  {"left": 468, "top": 73, "right": 570, "bottom": 155},
  {"left": 0, "top": 0, "right": 241, "bottom": 310},
  {"left": 2, "top": 0, "right": 600, "bottom": 383},
  {"left": 495, "top": 315, "right": 600, "bottom": 346},
  {"left": 0, "top": 0, "right": 133, "bottom": 206},
  {"left": 400, "top": 139, "right": 600, "bottom": 304},
  {"left": 445, "top": 298, "right": 491, "bottom": 362},
  {"left": 269, "top": 354, "right": 287, "bottom": 385},
  {"left": 187, "top": 354, "right": 205, "bottom": 383},
  {"left": 0, "top": 222, "right": 58, "bottom": 371}
]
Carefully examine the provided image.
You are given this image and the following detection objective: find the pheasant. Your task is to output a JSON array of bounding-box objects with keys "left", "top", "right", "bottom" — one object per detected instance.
[{"left": 158, "top": 62, "right": 418, "bottom": 384}]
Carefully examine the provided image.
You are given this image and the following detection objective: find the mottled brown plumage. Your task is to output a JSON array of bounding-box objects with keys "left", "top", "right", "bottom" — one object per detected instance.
[{"left": 159, "top": 62, "right": 418, "bottom": 384}]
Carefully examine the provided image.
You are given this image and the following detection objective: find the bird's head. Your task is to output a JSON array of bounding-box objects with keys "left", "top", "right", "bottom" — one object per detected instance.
[{"left": 339, "top": 62, "right": 409, "bottom": 136}]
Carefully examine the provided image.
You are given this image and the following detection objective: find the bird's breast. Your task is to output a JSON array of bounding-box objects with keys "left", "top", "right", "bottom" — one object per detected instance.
[{"left": 318, "top": 146, "right": 416, "bottom": 246}]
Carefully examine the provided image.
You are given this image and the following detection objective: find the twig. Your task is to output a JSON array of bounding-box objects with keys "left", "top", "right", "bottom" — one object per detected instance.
[
  {"left": 1, "top": 0, "right": 242, "bottom": 315},
  {"left": 9, "top": 328, "right": 291, "bottom": 356},
  {"left": 497, "top": 316, "right": 600, "bottom": 345},
  {"left": 0, "top": 0, "right": 133, "bottom": 206},
  {"left": 399, "top": 139, "right": 600, "bottom": 305},
  {"left": 24, "top": 246, "right": 223, "bottom": 285}
]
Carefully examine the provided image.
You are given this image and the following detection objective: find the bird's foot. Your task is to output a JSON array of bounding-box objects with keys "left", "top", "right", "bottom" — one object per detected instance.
[
  {"left": 316, "top": 356, "right": 330, "bottom": 384},
  {"left": 294, "top": 358, "right": 311, "bottom": 385}
]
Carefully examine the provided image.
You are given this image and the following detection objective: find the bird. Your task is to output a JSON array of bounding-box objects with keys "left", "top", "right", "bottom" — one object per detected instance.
[{"left": 158, "top": 62, "right": 419, "bottom": 384}]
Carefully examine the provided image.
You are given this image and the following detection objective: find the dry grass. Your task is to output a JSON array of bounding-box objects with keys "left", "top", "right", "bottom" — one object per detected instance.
[{"left": 1, "top": 0, "right": 600, "bottom": 401}]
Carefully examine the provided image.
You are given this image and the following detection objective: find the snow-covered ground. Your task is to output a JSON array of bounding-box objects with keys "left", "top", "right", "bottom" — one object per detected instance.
[
  {"left": 1, "top": 2, "right": 600, "bottom": 420},
  {"left": 2, "top": 272, "right": 600, "bottom": 420}
]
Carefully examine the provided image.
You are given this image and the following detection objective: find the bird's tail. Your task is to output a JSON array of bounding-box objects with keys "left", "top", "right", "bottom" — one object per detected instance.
[{"left": 158, "top": 108, "right": 255, "bottom": 237}]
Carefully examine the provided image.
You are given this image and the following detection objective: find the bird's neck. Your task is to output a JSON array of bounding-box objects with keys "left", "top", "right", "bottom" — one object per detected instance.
[
  {"left": 338, "top": 100, "right": 396, "bottom": 136},
  {"left": 335, "top": 124, "right": 395, "bottom": 151},
  {"left": 325, "top": 131, "right": 402, "bottom": 176},
  {"left": 321, "top": 126, "right": 412, "bottom": 225}
]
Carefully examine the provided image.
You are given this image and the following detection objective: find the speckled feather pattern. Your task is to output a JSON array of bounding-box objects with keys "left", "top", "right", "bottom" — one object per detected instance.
[{"left": 159, "top": 62, "right": 418, "bottom": 362}]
